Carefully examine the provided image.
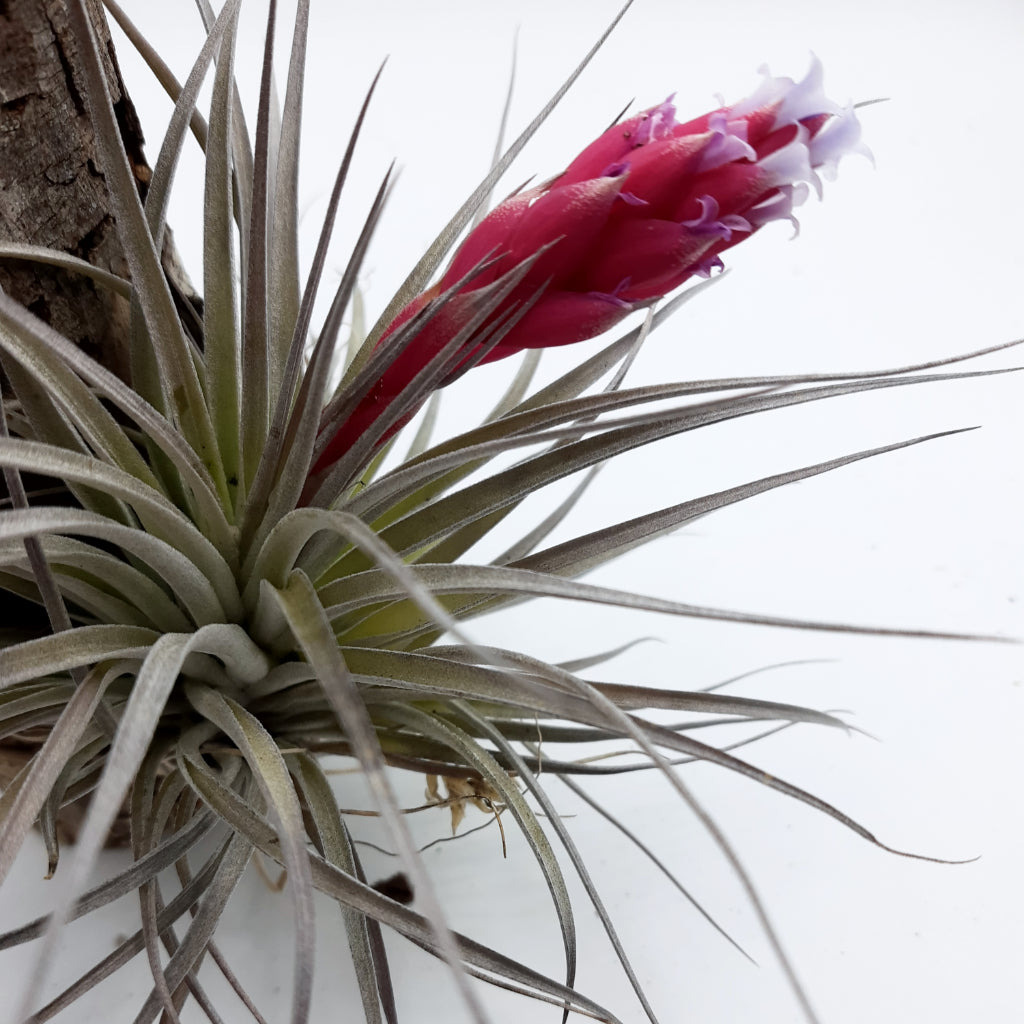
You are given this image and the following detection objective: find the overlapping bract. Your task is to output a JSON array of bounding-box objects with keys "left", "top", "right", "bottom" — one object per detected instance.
[{"left": 314, "top": 57, "right": 870, "bottom": 470}]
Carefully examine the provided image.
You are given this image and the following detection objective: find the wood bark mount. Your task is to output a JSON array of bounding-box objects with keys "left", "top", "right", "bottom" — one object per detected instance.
[{"left": 0, "top": 0, "right": 149, "bottom": 381}]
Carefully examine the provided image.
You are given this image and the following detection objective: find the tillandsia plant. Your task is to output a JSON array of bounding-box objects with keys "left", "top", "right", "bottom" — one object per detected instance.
[{"left": 0, "top": 1, "right": 1016, "bottom": 1022}]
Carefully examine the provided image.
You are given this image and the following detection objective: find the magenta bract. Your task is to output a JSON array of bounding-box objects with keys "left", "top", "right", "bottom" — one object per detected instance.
[{"left": 314, "top": 56, "right": 870, "bottom": 474}]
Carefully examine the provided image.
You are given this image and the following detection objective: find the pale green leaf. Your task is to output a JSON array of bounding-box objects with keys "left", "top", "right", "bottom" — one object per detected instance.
[
  {"left": 266, "top": 0, "right": 310, "bottom": 396},
  {"left": 179, "top": 742, "right": 622, "bottom": 1022},
  {"left": 203, "top": 6, "right": 244, "bottom": 501},
  {"left": 458, "top": 703, "right": 658, "bottom": 1024},
  {"left": 66, "top": 0, "right": 228, "bottom": 504},
  {"left": 184, "top": 684, "right": 315, "bottom": 1024},
  {"left": 287, "top": 752, "right": 391, "bottom": 1024},
  {"left": 382, "top": 703, "right": 578, "bottom": 1006},
  {"left": 14, "top": 629, "right": 214, "bottom": 1020},
  {"left": 0, "top": 667, "right": 108, "bottom": 884},
  {"left": 0, "top": 438, "right": 236, "bottom": 573},
  {"left": 0, "top": 244, "right": 130, "bottom": 297},
  {"left": 269, "top": 571, "right": 489, "bottom": 1024},
  {"left": 0, "top": 290, "right": 233, "bottom": 550},
  {"left": 323, "top": 562, "right": 998, "bottom": 645},
  {"left": 0, "top": 536, "right": 192, "bottom": 634},
  {"left": 0, "top": 508, "right": 237, "bottom": 627},
  {"left": 0, "top": 625, "right": 156, "bottom": 689}
]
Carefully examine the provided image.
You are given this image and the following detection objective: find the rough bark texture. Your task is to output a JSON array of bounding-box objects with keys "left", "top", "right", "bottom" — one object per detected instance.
[{"left": 0, "top": 0, "right": 148, "bottom": 381}]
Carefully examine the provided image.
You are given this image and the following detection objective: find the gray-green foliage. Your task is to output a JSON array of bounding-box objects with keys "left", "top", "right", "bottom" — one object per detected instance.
[{"left": 0, "top": 2, "right": 1013, "bottom": 1022}]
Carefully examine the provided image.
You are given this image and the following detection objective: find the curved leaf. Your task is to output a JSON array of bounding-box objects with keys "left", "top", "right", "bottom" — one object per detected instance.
[{"left": 0, "top": 508, "right": 237, "bottom": 627}]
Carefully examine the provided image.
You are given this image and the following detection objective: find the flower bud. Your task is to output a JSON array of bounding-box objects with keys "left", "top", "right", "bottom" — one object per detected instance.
[{"left": 315, "top": 56, "right": 869, "bottom": 470}]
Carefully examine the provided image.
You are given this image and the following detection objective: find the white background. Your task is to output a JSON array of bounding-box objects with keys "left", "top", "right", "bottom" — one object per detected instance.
[{"left": 2, "top": 1, "right": 1022, "bottom": 1022}]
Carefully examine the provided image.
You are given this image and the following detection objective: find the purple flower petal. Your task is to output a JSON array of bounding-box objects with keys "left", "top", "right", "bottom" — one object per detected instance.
[
  {"left": 773, "top": 54, "right": 842, "bottom": 128},
  {"left": 809, "top": 102, "right": 874, "bottom": 180},
  {"left": 729, "top": 64, "right": 796, "bottom": 119},
  {"left": 633, "top": 95, "right": 678, "bottom": 146},
  {"left": 587, "top": 283, "right": 634, "bottom": 309},
  {"left": 693, "top": 255, "right": 725, "bottom": 278},
  {"left": 681, "top": 195, "right": 750, "bottom": 241},
  {"left": 759, "top": 127, "right": 822, "bottom": 198},
  {"left": 747, "top": 183, "right": 810, "bottom": 237},
  {"left": 698, "top": 112, "right": 757, "bottom": 172},
  {"left": 729, "top": 54, "right": 841, "bottom": 129}
]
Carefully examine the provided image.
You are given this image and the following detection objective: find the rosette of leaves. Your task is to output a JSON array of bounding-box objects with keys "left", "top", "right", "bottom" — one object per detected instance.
[{"left": 0, "top": 2, "right": 1014, "bottom": 1023}]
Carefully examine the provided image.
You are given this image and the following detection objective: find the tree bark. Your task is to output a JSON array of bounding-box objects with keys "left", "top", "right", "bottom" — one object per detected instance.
[{"left": 0, "top": 0, "right": 149, "bottom": 381}]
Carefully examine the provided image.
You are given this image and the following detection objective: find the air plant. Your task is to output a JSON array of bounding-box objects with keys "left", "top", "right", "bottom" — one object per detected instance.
[{"left": 0, "top": 1, "right": 1015, "bottom": 1022}]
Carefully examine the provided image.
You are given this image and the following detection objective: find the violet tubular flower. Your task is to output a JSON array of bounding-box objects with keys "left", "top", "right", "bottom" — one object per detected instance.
[{"left": 314, "top": 56, "right": 871, "bottom": 474}]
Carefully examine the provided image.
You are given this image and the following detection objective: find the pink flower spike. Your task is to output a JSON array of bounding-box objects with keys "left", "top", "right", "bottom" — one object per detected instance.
[
  {"left": 581, "top": 217, "right": 716, "bottom": 301},
  {"left": 669, "top": 108, "right": 723, "bottom": 140},
  {"left": 560, "top": 96, "right": 678, "bottom": 186},
  {"left": 502, "top": 175, "right": 624, "bottom": 289},
  {"left": 477, "top": 289, "right": 635, "bottom": 361},
  {"left": 670, "top": 160, "right": 775, "bottom": 223},
  {"left": 314, "top": 57, "right": 868, "bottom": 472},
  {"left": 607, "top": 132, "right": 708, "bottom": 216},
  {"left": 439, "top": 189, "right": 537, "bottom": 291}
]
